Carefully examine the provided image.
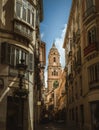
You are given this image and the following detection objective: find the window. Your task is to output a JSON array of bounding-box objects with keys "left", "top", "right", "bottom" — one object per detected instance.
[
  {"left": 88, "top": 63, "right": 99, "bottom": 86},
  {"left": 10, "top": 47, "right": 15, "bottom": 66},
  {"left": 90, "top": 102, "right": 99, "bottom": 130},
  {"left": 53, "top": 57, "right": 56, "bottom": 62},
  {"left": 16, "top": 2, "right": 21, "bottom": 18},
  {"left": 27, "top": 9, "right": 30, "bottom": 24},
  {"left": 22, "top": 51, "right": 27, "bottom": 63},
  {"left": 16, "top": 49, "right": 20, "bottom": 65},
  {"left": 22, "top": 5, "right": 26, "bottom": 21},
  {"left": 32, "top": 12, "right": 34, "bottom": 26},
  {"left": 52, "top": 70, "right": 58, "bottom": 76},
  {"left": 88, "top": 27, "right": 96, "bottom": 44},
  {"left": 53, "top": 70, "right": 56, "bottom": 75},
  {"left": 1, "top": 42, "right": 29, "bottom": 68},
  {"left": 8, "top": 45, "right": 11, "bottom": 64},
  {"left": 28, "top": 53, "right": 34, "bottom": 72},
  {"left": 15, "top": 0, "right": 34, "bottom": 27}
]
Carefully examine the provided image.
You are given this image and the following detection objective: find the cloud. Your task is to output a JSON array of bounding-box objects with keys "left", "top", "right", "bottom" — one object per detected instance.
[
  {"left": 44, "top": 24, "right": 67, "bottom": 87},
  {"left": 41, "top": 33, "right": 44, "bottom": 39},
  {"left": 55, "top": 24, "right": 67, "bottom": 68}
]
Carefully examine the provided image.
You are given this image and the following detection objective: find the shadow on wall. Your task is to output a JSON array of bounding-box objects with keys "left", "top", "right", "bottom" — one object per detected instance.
[{"left": 3, "top": 0, "right": 14, "bottom": 30}]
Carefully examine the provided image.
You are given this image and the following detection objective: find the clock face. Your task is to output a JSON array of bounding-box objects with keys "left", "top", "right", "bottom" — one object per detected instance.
[{"left": 53, "top": 80, "right": 59, "bottom": 88}]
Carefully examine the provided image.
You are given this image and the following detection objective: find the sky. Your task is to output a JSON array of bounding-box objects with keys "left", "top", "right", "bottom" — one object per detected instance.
[{"left": 40, "top": 0, "right": 72, "bottom": 86}]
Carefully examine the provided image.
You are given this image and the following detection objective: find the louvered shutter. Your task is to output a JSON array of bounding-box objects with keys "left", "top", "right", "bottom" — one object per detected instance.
[
  {"left": 28, "top": 53, "right": 34, "bottom": 72},
  {"left": 1, "top": 42, "right": 10, "bottom": 64}
]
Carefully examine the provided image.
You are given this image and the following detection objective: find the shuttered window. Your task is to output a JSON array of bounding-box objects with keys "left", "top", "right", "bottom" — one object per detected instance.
[
  {"left": 16, "top": 2, "right": 21, "bottom": 18},
  {"left": 15, "top": 0, "right": 34, "bottom": 27},
  {"left": 88, "top": 63, "right": 99, "bottom": 88},
  {"left": 0, "top": 42, "right": 29, "bottom": 68},
  {"left": 22, "top": 5, "right": 26, "bottom": 21},
  {"left": 88, "top": 27, "right": 96, "bottom": 44},
  {"left": 28, "top": 53, "right": 34, "bottom": 72},
  {"left": 1, "top": 42, "right": 10, "bottom": 64}
]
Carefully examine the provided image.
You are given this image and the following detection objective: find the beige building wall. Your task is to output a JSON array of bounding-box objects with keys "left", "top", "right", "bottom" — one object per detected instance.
[
  {"left": 56, "top": 68, "right": 67, "bottom": 111},
  {"left": 63, "top": 0, "right": 99, "bottom": 130},
  {"left": 0, "top": 0, "right": 43, "bottom": 130}
]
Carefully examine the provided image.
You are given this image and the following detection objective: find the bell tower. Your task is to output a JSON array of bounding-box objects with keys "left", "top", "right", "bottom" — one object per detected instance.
[{"left": 47, "top": 43, "right": 62, "bottom": 91}]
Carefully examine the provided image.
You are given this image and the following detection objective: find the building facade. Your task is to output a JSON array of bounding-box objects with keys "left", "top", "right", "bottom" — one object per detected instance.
[
  {"left": 0, "top": 0, "right": 43, "bottom": 130},
  {"left": 54, "top": 68, "right": 67, "bottom": 122},
  {"left": 34, "top": 41, "right": 46, "bottom": 127},
  {"left": 46, "top": 43, "right": 62, "bottom": 119},
  {"left": 63, "top": 0, "right": 99, "bottom": 130}
]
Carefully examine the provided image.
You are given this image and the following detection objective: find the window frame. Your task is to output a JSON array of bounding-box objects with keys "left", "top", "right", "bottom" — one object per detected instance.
[
  {"left": 87, "top": 26, "right": 96, "bottom": 45},
  {"left": 15, "top": 0, "right": 35, "bottom": 27},
  {"left": 0, "top": 42, "right": 29, "bottom": 68},
  {"left": 88, "top": 62, "right": 99, "bottom": 88}
]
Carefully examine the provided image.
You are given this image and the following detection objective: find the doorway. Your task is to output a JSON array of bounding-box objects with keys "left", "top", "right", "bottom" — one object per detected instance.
[{"left": 6, "top": 96, "right": 19, "bottom": 130}]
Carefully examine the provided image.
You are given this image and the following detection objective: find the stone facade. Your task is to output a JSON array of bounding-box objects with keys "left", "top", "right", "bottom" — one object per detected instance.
[
  {"left": 0, "top": 0, "right": 43, "bottom": 130},
  {"left": 63, "top": 0, "right": 99, "bottom": 130}
]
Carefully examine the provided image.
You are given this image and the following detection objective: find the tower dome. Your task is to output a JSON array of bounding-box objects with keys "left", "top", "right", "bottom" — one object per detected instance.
[
  {"left": 47, "top": 42, "right": 62, "bottom": 91},
  {"left": 49, "top": 43, "right": 59, "bottom": 56}
]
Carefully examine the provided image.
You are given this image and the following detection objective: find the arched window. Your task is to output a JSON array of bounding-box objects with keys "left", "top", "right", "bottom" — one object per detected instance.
[
  {"left": 53, "top": 70, "right": 56, "bottom": 75},
  {"left": 53, "top": 57, "right": 56, "bottom": 62},
  {"left": 52, "top": 69, "right": 58, "bottom": 76}
]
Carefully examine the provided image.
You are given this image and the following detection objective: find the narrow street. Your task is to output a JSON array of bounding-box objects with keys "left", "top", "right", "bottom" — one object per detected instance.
[{"left": 36, "top": 122, "right": 80, "bottom": 130}]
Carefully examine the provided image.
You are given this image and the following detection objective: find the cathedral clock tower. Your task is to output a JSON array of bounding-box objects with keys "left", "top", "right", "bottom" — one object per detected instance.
[{"left": 47, "top": 43, "right": 62, "bottom": 91}]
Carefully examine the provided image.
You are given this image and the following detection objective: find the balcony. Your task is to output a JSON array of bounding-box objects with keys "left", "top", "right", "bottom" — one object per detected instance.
[
  {"left": 89, "top": 80, "right": 99, "bottom": 89},
  {"left": 14, "top": 20, "right": 33, "bottom": 41},
  {"left": 83, "top": 6, "right": 96, "bottom": 24},
  {"left": 84, "top": 42, "right": 97, "bottom": 57}
]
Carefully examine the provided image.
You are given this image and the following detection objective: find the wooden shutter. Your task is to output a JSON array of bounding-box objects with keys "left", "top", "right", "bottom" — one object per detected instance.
[
  {"left": 1, "top": 42, "right": 10, "bottom": 64},
  {"left": 28, "top": 53, "right": 34, "bottom": 72}
]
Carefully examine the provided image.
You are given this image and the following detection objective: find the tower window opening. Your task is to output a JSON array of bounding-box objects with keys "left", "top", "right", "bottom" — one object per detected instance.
[{"left": 53, "top": 57, "right": 56, "bottom": 62}]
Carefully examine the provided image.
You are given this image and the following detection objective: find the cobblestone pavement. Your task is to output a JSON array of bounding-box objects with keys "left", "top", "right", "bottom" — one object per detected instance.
[{"left": 36, "top": 122, "right": 80, "bottom": 130}]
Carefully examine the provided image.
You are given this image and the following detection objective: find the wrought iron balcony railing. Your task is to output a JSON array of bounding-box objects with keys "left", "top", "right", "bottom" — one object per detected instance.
[{"left": 84, "top": 42, "right": 97, "bottom": 57}]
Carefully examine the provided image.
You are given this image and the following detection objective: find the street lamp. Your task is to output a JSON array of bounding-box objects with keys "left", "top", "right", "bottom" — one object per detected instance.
[{"left": 13, "top": 59, "right": 29, "bottom": 130}]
